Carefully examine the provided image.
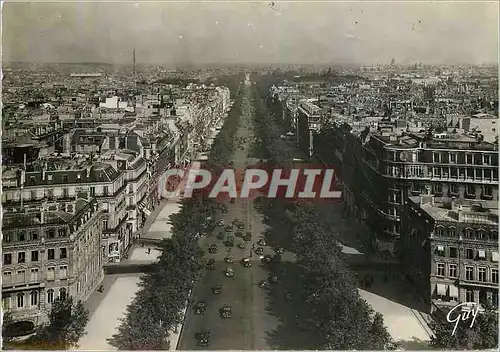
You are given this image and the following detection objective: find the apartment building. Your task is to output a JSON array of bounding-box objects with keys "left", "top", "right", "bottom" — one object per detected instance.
[
  {"left": 297, "top": 100, "right": 322, "bottom": 157},
  {"left": 316, "top": 125, "right": 499, "bottom": 257},
  {"left": 402, "top": 195, "right": 498, "bottom": 313},
  {"left": 100, "top": 150, "right": 149, "bottom": 234},
  {"left": 2, "top": 197, "right": 104, "bottom": 326},
  {"left": 2, "top": 159, "right": 129, "bottom": 263}
]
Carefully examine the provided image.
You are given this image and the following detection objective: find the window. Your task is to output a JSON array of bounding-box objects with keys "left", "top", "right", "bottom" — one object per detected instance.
[
  {"left": 30, "top": 231, "right": 38, "bottom": 241},
  {"left": 18, "top": 252, "right": 26, "bottom": 263},
  {"left": 466, "top": 154, "right": 473, "bottom": 164},
  {"left": 18, "top": 231, "right": 26, "bottom": 241},
  {"left": 2, "top": 294, "right": 11, "bottom": 310},
  {"left": 4, "top": 234, "right": 12, "bottom": 243},
  {"left": 432, "top": 183, "right": 443, "bottom": 194},
  {"left": 30, "top": 291, "right": 38, "bottom": 306},
  {"left": 436, "top": 245, "right": 445, "bottom": 256},
  {"left": 3, "top": 271, "right": 12, "bottom": 285},
  {"left": 31, "top": 251, "right": 39, "bottom": 262},
  {"left": 59, "top": 288, "right": 67, "bottom": 301},
  {"left": 478, "top": 267, "right": 487, "bottom": 282},
  {"left": 47, "top": 188, "right": 54, "bottom": 198},
  {"left": 58, "top": 229, "right": 67, "bottom": 237},
  {"left": 63, "top": 188, "right": 69, "bottom": 198},
  {"left": 433, "top": 168, "right": 441, "bottom": 177},
  {"left": 30, "top": 268, "right": 39, "bottom": 282},
  {"left": 30, "top": 190, "right": 37, "bottom": 200},
  {"left": 483, "top": 186, "right": 493, "bottom": 198},
  {"left": 466, "top": 289, "right": 474, "bottom": 302},
  {"left": 466, "top": 185, "right": 475, "bottom": 196},
  {"left": 448, "top": 227, "right": 456, "bottom": 237},
  {"left": 103, "top": 186, "right": 109, "bottom": 196},
  {"left": 47, "top": 267, "right": 55, "bottom": 281},
  {"left": 59, "top": 266, "right": 68, "bottom": 279},
  {"left": 103, "top": 219, "right": 108, "bottom": 229},
  {"left": 60, "top": 248, "right": 67, "bottom": 259},
  {"left": 3, "top": 253, "right": 12, "bottom": 265},
  {"left": 466, "top": 249, "right": 475, "bottom": 260},
  {"left": 464, "top": 228, "right": 473, "bottom": 239},
  {"left": 477, "top": 230, "right": 484, "bottom": 240},
  {"left": 466, "top": 266, "right": 474, "bottom": 280},
  {"left": 62, "top": 175, "right": 69, "bottom": 183},
  {"left": 449, "top": 184, "right": 458, "bottom": 194},
  {"left": 436, "top": 227, "right": 444, "bottom": 237},
  {"left": 449, "top": 264, "right": 458, "bottom": 278},
  {"left": 17, "top": 293, "right": 24, "bottom": 308},
  {"left": 449, "top": 153, "right": 457, "bottom": 164},
  {"left": 16, "top": 270, "right": 26, "bottom": 284},
  {"left": 449, "top": 247, "right": 458, "bottom": 258},
  {"left": 47, "top": 229, "right": 55, "bottom": 239},
  {"left": 48, "top": 249, "right": 55, "bottom": 260},
  {"left": 90, "top": 187, "right": 95, "bottom": 196},
  {"left": 492, "top": 269, "right": 499, "bottom": 284},
  {"left": 433, "top": 152, "right": 440, "bottom": 163},
  {"left": 47, "top": 289, "right": 54, "bottom": 304},
  {"left": 437, "top": 263, "right": 445, "bottom": 276},
  {"left": 483, "top": 154, "right": 491, "bottom": 165}
]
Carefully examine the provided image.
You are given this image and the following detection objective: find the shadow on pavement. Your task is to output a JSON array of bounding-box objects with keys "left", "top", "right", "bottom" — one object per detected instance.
[
  {"left": 262, "top": 262, "right": 323, "bottom": 350},
  {"left": 354, "top": 269, "right": 428, "bottom": 313}
]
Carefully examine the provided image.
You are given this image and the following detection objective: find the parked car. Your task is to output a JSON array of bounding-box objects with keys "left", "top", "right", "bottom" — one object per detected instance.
[
  {"left": 255, "top": 247, "right": 264, "bottom": 255},
  {"left": 217, "top": 219, "right": 225, "bottom": 226},
  {"left": 237, "top": 223, "right": 245, "bottom": 230},
  {"left": 268, "top": 275, "right": 279, "bottom": 284},
  {"left": 209, "top": 244, "right": 218, "bottom": 254},
  {"left": 194, "top": 301, "right": 206, "bottom": 315},
  {"left": 220, "top": 305, "right": 232, "bottom": 319},
  {"left": 225, "top": 236, "right": 234, "bottom": 247},
  {"left": 195, "top": 330, "right": 210, "bottom": 347},
  {"left": 258, "top": 280, "right": 268, "bottom": 288},
  {"left": 237, "top": 243, "right": 246, "bottom": 249},
  {"left": 242, "top": 257, "right": 252, "bottom": 267},
  {"left": 243, "top": 232, "right": 252, "bottom": 241},
  {"left": 224, "top": 268, "right": 234, "bottom": 277},
  {"left": 212, "top": 284, "right": 222, "bottom": 295},
  {"left": 217, "top": 232, "right": 225, "bottom": 240},
  {"left": 257, "top": 239, "right": 267, "bottom": 246},
  {"left": 225, "top": 225, "right": 233, "bottom": 233},
  {"left": 206, "top": 258, "right": 215, "bottom": 270},
  {"left": 262, "top": 254, "right": 272, "bottom": 264},
  {"left": 235, "top": 231, "right": 243, "bottom": 237},
  {"left": 275, "top": 247, "right": 284, "bottom": 254},
  {"left": 224, "top": 255, "right": 234, "bottom": 264},
  {"left": 232, "top": 219, "right": 240, "bottom": 226}
]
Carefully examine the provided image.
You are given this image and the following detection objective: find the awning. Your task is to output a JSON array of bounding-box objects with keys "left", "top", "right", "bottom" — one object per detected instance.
[
  {"left": 137, "top": 199, "right": 147, "bottom": 210},
  {"left": 449, "top": 285, "right": 459, "bottom": 298},
  {"left": 143, "top": 208, "right": 151, "bottom": 217},
  {"left": 492, "top": 251, "right": 499, "bottom": 262},
  {"left": 436, "top": 284, "right": 447, "bottom": 296},
  {"left": 437, "top": 245, "right": 444, "bottom": 252},
  {"left": 478, "top": 250, "right": 486, "bottom": 258}
]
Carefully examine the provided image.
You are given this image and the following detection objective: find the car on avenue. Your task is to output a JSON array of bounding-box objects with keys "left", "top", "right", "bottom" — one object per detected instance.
[{"left": 195, "top": 330, "right": 211, "bottom": 347}]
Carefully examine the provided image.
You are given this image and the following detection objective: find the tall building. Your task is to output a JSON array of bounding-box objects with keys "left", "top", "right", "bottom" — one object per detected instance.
[
  {"left": 2, "top": 197, "right": 104, "bottom": 326},
  {"left": 297, "top": 100, "right": 321, "bottom": 157},
  {"left": 402, "top": 195, "right": 498, "bottom": 313},
  {"left": 315, "top": 125, "right": 499, "bottom": 257}
]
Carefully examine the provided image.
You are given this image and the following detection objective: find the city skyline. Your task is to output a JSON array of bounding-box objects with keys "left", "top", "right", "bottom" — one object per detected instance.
[{"left": 3, "top": 1, "right": 499, "bottom": 66}]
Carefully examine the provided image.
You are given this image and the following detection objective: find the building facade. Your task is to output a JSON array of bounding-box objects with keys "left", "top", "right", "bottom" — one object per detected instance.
[
  {"left": 2, "top": 198, "right": 104, "bottom": 326},
  {"left": 402, "top": 195, "right": 498, "bottom": 314}
]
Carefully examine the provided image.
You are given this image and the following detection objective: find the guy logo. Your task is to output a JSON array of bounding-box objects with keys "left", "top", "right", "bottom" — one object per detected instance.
[{"left": 446, "top": 302, "right": 481, "bottom": 336}]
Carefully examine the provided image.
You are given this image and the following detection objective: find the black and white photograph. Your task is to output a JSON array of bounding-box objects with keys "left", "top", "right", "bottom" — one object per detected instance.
[{"left": 1, "top": 1, "right": 498, "bottom": 350}]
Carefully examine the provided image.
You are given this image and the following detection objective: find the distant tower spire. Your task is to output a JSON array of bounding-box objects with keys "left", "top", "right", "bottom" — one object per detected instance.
[{"left": 133, "top": 48, "right": 136, "bottom": 90}]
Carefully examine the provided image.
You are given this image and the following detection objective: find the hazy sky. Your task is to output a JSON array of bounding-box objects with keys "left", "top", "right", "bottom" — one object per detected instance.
[{"left": 2, "top": 1, "right": 498, "bottom": 65}]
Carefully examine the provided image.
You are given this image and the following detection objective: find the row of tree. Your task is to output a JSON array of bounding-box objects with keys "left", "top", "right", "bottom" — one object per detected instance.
[
  {"left": 108, "top": 75, "right": 244, "bottom": 350},
  {"left": 250, "top": 75, "right": 395, "bottom": 350}
]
